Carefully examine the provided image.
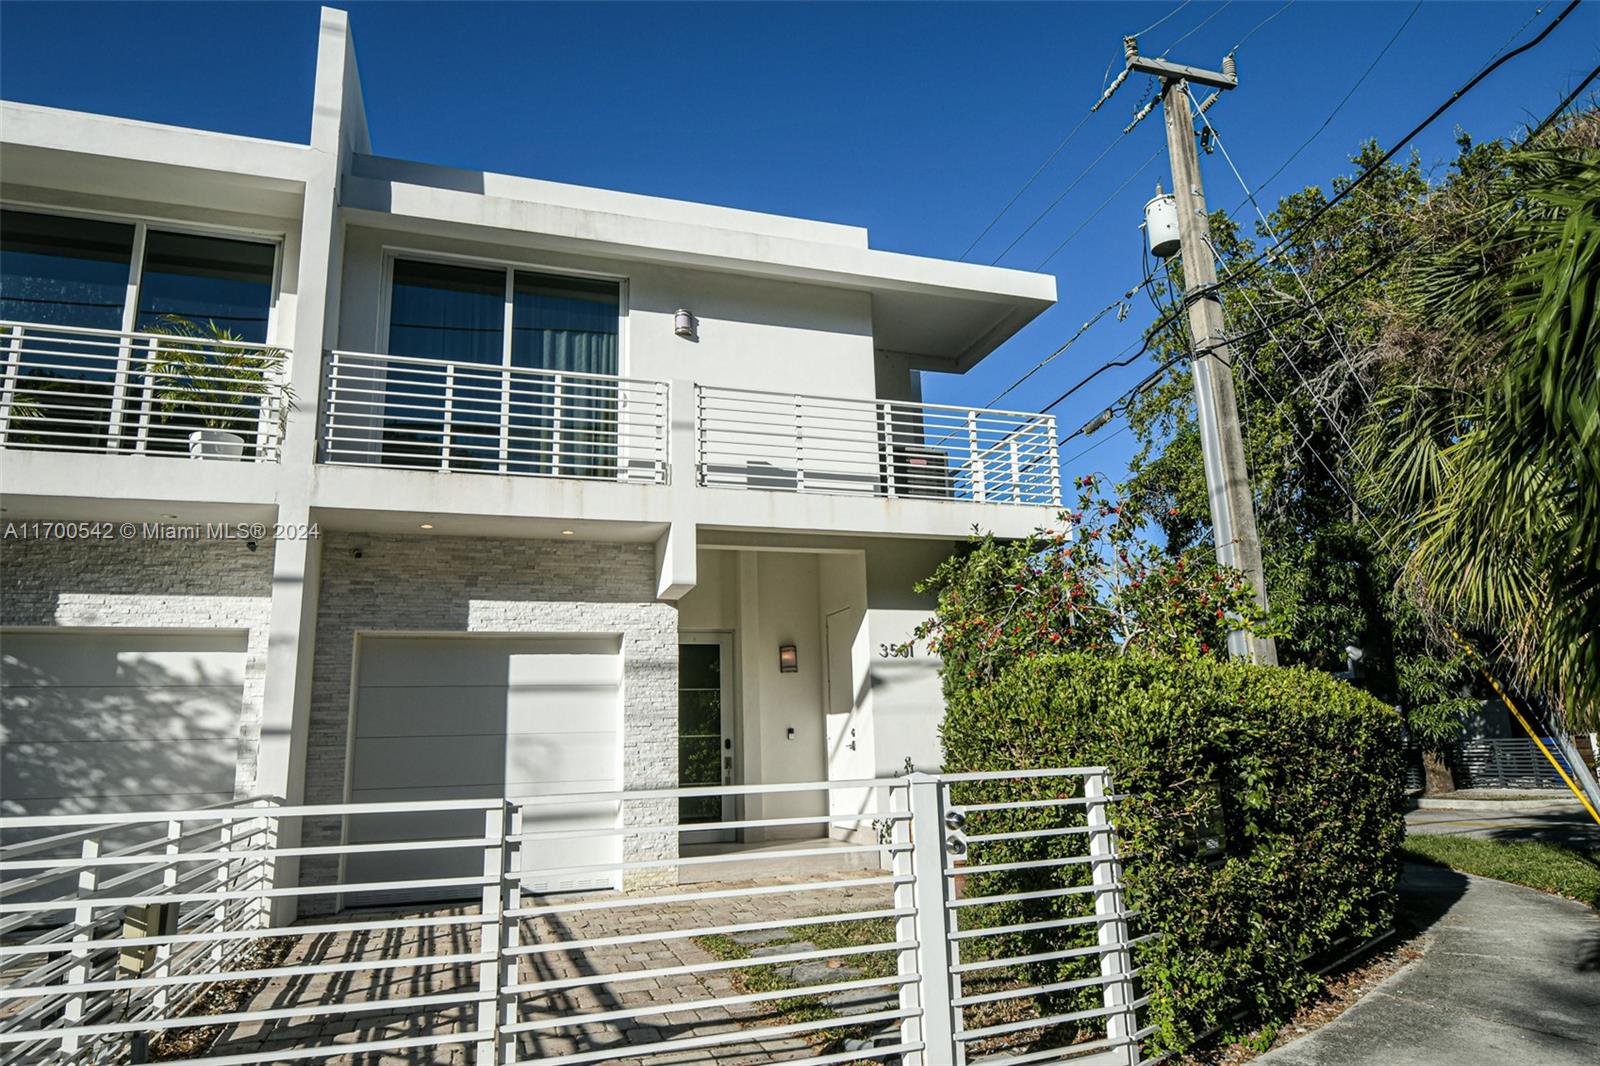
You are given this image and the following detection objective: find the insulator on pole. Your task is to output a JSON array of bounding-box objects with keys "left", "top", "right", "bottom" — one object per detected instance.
[
  {"left": 1123, "top": 96, "right": 1158, "bottom": 135},
  {"left": 1092, "top": 67, "right": 1132, "bottom": 113},
  {"left": 1123, "top": 35, "right": 1139, "bottom": 61},
  {"left": 1222, "top": 52, "right": 1237, "bottom": 80}
]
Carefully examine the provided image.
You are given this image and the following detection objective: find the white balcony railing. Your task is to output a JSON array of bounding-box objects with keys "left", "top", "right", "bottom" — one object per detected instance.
[
  {"left": 321, "top": 350, "right": 670, "bottom": 484},
  {"left": 696, "top": 386, "right": 1060, "bottom": 506},
  {"left": 0, "top": 321, "right": 288, "bottom": 462}
]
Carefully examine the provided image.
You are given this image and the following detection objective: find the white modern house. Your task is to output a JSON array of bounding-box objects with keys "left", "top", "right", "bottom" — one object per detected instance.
[{"left": 0, "top": 8, "right": 1058, "bottom": 900}]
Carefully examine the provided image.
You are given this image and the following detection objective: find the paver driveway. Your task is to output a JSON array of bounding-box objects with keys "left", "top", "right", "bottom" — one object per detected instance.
[{"left": 205, "top": 874, "right": 898, "bottom": 1065}]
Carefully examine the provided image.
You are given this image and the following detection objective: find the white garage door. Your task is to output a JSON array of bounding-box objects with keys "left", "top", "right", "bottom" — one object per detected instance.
[
  {"left": 0, "top": 630, "right": 246, "bottom": 820},
  {"left": 343, "top": 635, "right": 622, "bottom": 899}
]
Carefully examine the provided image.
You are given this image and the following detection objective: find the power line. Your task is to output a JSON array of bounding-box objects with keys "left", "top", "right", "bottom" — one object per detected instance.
[
  {"left": 1530, "top": 60, "right": 1600, "bottom": 139},
  {"left": 1054, "top": 223, "right": 1432, "bottom": 443},
  {"left": 1061, "top": 423, "right": 1131, "bottom": 468},
  {"left": 986, "top": 0, "right": 1578, "bottom": 460},
  {"left": 1195, "top": 105, "right": 1373, "bottom": 404},
  {"left": 987, "top": 128, "right": 1137, "bottom": 264},
  {"left": 1229, "top": 0, "right": 1422, "bottom": 214},
  {"left": 1205, "top": 0, "right": 1583, "bottom": 302},
  {"left": 1225, "top": 0, "right": 1295, "bottom": 54},
  {"left": 1034, "top": 147, "right": 1164, "bottom": 269},
  {"left": 1055, "top": 38, "right": 1597, "bottom": 506},
  {"left": 959, "top": 110, "right": 1100, "bottom": 261},
  {"left": 1158, "top": 0, "right": 1234, "bottom": 57},
  {"left": 1133, "top": 0, "right": 1193, "bottom": 39},
  {"left": 983, "top": 279, "right": 1151, "bottom": 409},
  {"left": 960, "top": 0, "right": 1200, "bottom": 262}
]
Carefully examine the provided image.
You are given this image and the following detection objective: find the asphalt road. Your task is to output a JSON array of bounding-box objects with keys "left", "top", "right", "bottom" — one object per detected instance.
[{"left": 1406, "top": 804, "right": 1600, "bottom": 850}]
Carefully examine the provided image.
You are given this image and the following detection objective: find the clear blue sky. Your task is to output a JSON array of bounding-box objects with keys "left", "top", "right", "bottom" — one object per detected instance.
[{"left": 3, "top": 1, "right": 1595, "bottom": 486}]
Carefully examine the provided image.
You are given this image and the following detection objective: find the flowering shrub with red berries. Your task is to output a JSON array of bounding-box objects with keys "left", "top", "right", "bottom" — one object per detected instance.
[{"left": 915, "top": 476, "right": 1269, "bottom": 693}]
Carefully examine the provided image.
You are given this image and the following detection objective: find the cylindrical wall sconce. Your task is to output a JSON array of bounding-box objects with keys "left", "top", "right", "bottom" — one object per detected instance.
[
  {"left": 674, "top": 309, "right": 697, "bottom": 338},
  {"left": 778, "top": 643, "right": 798, "bottom": 673}
]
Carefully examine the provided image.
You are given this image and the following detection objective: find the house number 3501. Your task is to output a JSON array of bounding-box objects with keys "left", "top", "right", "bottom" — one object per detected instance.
[{"left": 878, "top": 642, "right": 916, "bottom": 659}]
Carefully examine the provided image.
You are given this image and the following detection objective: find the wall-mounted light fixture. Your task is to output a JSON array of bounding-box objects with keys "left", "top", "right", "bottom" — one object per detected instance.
[
  {"left": 674, "top": 309, "right": 697, "bottom": 339},
  {"left": 778, "top": 643, "right": 798, "bottom": 673}
]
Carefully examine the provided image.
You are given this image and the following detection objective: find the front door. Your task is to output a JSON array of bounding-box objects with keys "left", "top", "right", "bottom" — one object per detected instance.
[{"left": 678, "top": 635, "right": 735, "bottom": 842}]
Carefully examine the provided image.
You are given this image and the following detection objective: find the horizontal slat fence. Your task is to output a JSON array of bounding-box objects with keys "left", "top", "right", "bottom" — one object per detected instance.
[{"left": 0, "top": 772, "right": 1148, "bottom": 1064}]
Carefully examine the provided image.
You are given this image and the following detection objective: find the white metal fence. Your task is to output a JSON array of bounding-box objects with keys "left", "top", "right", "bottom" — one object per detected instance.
[
  {"left": 320, "top": 350, "right": 671, "bottom": 484},
  {"left": 0, "top": 770, "right": 1150, "bottom": 1065},
  {"left": 696, "top": 386, "right": 1061, "bottom": 506},
  {"left": 0, "top": 321, "right": 289, "bottom": 461}
]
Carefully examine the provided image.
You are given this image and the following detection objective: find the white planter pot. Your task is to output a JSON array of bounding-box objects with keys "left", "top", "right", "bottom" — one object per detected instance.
[{"left": 188, "top": 429, "right": 246, "bottom": 461}]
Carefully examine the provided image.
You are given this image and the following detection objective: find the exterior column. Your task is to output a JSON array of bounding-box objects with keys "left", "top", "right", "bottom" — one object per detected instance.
[{"left": 253, "top": 6, "right": 362, "bottom": 920}]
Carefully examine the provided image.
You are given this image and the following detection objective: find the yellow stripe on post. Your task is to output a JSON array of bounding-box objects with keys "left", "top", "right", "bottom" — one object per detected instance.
[{"left": 1450, "top": 630, "right": 1600, "bottom": 828}]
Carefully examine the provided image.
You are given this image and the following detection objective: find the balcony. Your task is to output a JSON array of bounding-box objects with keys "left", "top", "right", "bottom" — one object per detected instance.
[
  {"left": 320, "top": 350, "right": 670, "bottom": 484},
  {"left": 695, "top": 386, "right": 1060, "bottom": 507},
  {"left": 0, "top": 321, "right": 287, "bottom": 461}
]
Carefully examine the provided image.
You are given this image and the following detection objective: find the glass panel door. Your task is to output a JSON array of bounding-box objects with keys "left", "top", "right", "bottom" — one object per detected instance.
[
  {"left": 135, "top": 230, "right": 278, "bottom": 453},
  {"left": 0, "top": 209, "right": 135, "bottom": 451},
  {"left": 510, "top": 271, "right": 619, "bottom": 478},
  {"left": 679, "top": 638, "right": 734, "bottom": 838},
  {"left": 385, "top": 258, "right": 506, "bottom": 469}
]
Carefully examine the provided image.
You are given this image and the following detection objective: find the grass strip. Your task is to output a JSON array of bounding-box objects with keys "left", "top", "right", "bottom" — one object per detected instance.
[
  {"left": 1402, "top": 834, "right": 1600, "bottom": 907},
  {"left": 693, "top": 917, "right": 899, "bottom": 1055}
]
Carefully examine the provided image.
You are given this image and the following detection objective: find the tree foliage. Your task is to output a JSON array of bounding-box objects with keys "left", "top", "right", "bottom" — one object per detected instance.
[
  {"left": 1358, "top": 131, "right": 1600, "bottom": 729},
  {"left": 914, "top": 478, "right": 1265, "bottom": 695},
  {"left": 1126, "top": 109, "right": 1600, "bottom": 738}
]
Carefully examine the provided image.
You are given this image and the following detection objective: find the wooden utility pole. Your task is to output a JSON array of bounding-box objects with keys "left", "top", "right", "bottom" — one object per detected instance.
[{"left": 1117, "top": 43, "right": 1277, "bottom": 664}]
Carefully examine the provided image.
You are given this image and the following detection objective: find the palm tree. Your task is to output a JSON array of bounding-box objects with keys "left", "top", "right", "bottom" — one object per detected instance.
[
  {"left": 1359, "top": 125, "right": 1599, "bottom": 730},
  {"left": 144, "top": 315, "right": 292, "bottom": 455}
]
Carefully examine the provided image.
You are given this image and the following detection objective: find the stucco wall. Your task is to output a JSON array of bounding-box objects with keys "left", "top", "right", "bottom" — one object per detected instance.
[
  {"left": 862, "top": 539, "right": 950, "bottom": 774},
  {"left": 335, "top": 225, "right": 879, "bottom": 400},
  {"left": 0, "top": 534, "right": 276, "bottom": 798}
]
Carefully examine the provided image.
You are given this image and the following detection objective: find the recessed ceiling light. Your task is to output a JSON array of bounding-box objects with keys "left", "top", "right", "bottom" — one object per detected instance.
[
  {"left": 561, "top": 529, "right": 575, "bottom": 536},
  {"left": 420, "top": 523, "right": 434, "bottom": 530},
  {"left": 160, "top": 513, "right": 178, "bottom": 520}
]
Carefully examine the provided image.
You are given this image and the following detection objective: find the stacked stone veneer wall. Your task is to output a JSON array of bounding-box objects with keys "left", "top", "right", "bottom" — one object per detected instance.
[
  {"left": 0, "top": 535, "right": 275, "bottom": 799},
  {"left": 302, "top": 532, "right": 679, "bottom": 896}
]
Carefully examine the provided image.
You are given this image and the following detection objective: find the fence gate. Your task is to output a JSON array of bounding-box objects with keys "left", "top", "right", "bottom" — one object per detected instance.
[
  {"left": 902, "top": 771, "right": 1150, "bottom": 1066},
  {"left": 0, "top": 768, "right": 1152, "bottom": 1066}
]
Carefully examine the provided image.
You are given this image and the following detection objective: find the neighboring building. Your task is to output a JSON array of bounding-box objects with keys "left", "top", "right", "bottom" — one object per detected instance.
[{"left": 0, "top": 9, "right": 1057, "bottom": 896}]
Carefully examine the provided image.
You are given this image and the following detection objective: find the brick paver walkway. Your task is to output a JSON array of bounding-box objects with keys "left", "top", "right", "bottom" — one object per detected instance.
[{"left": 205, "top": 875, "right": 898, "bottom": 1065}]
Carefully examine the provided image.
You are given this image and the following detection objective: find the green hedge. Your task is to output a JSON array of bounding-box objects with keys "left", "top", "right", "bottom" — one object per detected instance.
[{"left": 942, "top": 653, "right": 1406, "bottom": 1051}]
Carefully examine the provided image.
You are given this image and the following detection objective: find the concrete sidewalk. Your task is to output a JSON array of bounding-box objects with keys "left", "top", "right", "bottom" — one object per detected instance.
[{"left": 1257, "top": 864, "right": 1600, "bottom": 1065}]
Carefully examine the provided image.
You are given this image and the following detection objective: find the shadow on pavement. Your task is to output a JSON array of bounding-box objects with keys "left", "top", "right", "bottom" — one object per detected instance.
[
  {"left": 1396, "top": 862, "right": 1470, "bottom": 933},
  {"left": 1479, "top": 811, "right": 1600, "bottom": 850}
]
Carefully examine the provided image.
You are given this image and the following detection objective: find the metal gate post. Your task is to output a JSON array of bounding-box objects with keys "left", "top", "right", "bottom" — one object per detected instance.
[
  {"left": 500, "top": 803, "right": 523, "bottom": 1066},
  {"left": 477, "top": 803, "right": 507, "bottom": 1066},
  {"left": 1087, "top": 771, "right": 1139, "bottom": 1066},
  {"left": 903, "top": 772, "right": 958, "bottom": 1065}
]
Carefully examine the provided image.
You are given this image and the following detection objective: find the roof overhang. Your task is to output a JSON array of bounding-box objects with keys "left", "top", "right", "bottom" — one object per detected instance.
[{"left": 342, "top": 153, "right": 1056, "bottom": 370}]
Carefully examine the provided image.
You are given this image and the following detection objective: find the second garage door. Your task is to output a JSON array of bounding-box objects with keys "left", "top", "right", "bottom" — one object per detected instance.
[
  {"left": 343, "top": 635, "right": 623, "bottom": 897},
  {"left": 1, "top": 630, "right": 246, "bottom": 820}
]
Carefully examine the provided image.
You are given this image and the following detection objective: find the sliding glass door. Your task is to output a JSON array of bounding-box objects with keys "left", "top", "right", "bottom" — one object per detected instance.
[
  {"left": 383, "top": 256, "right": 621, "bottom": 476},
  {"left": 0, "top": 208, "right": 276, "bottom": 453},
  {"left": 384, "top": 259, "right": 505, "bottom": 469}
]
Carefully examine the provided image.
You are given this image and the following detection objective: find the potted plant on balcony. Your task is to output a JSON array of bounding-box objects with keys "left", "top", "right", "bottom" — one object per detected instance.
[{"left": 145, "top": 315, "right": 292, "bottom": 460}]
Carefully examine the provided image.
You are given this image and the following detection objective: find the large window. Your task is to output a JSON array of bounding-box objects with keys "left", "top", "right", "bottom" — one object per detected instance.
[
  {"left": 0, "top": 210, "right": 133, "bottom": 330},
  {"left": 135, "top": 230, "right": 276, "bottom": 342},
  {"left": 382, "top": 257, "right": 621, "bottom": 475},
  {"left": 0, "top": 208, "right": 278, "bottom": 452}
]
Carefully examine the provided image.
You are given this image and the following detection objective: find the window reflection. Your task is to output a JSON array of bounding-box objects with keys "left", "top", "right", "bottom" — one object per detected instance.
[{"left": 136, "top": 231, "right": 275, "bottom": 342}]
